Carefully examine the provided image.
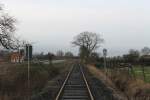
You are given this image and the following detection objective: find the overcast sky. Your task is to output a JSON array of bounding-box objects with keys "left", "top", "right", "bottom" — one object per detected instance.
[{"left": 1, "top": 0, "right": 150, "bottom": 56}]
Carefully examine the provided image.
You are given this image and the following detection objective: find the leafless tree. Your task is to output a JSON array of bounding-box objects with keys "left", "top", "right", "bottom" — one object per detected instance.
[
  {"left": 65, "top": 51, "right": 74, "bottom": 57},
  {"left": 123, "top": 49, "right": 140, "bottom": 63},
  {"left": 72, "top": 31, "right": 104, "bottom": 61},
  {"left": 56, "top": 50, "right": 64, "bottom": 57},
  {"left": 0, "top": 5, "right": 17, "bottom": 50},
  {"left": 141, "top": 47, "right": 150, "bottom": 56}
]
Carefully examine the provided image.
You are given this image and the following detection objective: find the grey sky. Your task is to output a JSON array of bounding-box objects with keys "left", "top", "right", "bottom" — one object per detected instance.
[{"left": 1, "top": 0, "right": 150, "bottom": 56}]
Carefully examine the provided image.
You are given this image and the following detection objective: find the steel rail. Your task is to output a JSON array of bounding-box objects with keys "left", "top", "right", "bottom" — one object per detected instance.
[
  {"left": 55, "top": 64, "right": 74, "bottom": 100},
  {"left": 55, "top": 63, "right": 94, "bottom": 100},
  {"left": 79, "top": 64, "right": 94, "bottom": 100}
]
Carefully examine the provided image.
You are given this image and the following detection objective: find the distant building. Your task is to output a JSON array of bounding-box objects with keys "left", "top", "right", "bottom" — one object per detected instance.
[
  {"left": 11, "top": 52, "right": 24, "bottom": 63},
  {"left": 10, "top": 44, "right": 33, "bottom": 63}
]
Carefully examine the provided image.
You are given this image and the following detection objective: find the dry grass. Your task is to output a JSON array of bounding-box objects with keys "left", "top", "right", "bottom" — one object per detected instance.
[
  {"left": 109, "top": 69, "right": 150, "bottom": 99},
  {"left": 0, "top": 61, "right": 72, "bottom": 100},
  {"left": 87, "top": 65, "right": 128, "bottom": 99},
  {"left": 125, "top": 79, "right": 150, "bottom": 99},
  {"left": 87, "top": 65, "right": 114, "bottom": 87},
  {"left": 88, "top": 65, "right": 150, "bottom": 99}
]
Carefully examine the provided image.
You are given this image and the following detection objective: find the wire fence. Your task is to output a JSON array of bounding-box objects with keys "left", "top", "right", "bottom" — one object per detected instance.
[{"left": 101, "top": 60, "right": 150, "bottom": 83}]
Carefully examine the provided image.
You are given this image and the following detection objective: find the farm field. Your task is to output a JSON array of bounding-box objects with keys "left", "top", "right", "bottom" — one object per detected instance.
[{"left": 133, "top": 65, "right": 150, "bottom": 83}]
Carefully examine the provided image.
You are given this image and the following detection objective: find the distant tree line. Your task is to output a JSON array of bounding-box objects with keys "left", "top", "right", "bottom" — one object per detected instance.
[
  {"left": 86, "top": 47, "right": 150, "bottom": 66},
  {"left": 33, "top": 51, "right": 74, "bottom": 61},
  {"left": 119, "top": 47, "right": 150, "bottom": 65}
]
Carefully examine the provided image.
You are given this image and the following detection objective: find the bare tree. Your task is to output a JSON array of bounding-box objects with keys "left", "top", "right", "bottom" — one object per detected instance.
[
  {"left": 72, "top": 31, "right": 104, "bottom": 61},
  {"left": 129, "top": 49, "right": 140, "bottom": 56},
  {"left": 0, "top": 5, "right": 17, "bottom": 50},
  {"left": 123, "top": 49, "right": 140, "bottom": 63},
  {"left": 65, "top": 51, "right": 74, "bottom": 57},
  {"left": 56, "top": 50, "right": 64, "bottom": 57},
  {"left": 141, "top": 47, "right": 150, "bottom": 56}
]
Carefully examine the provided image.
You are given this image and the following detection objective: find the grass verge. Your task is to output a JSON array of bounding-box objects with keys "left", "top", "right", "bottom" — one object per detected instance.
[{"left": 0, "top": 61, "right": 72, "bottom": 100}]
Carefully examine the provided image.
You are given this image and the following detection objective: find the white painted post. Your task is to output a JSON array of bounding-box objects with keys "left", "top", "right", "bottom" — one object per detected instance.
[{"left": 103, "top": 48, "right": 107, "bottom": 74}]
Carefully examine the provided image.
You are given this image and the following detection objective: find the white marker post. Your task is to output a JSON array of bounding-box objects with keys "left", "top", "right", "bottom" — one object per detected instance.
[{"left": 103, "top": 49, "right": 107, "bottom": 74}]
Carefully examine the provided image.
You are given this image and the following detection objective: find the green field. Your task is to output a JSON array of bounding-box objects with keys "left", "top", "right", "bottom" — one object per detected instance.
[{"left": 133, "top": 65, "right": 150, "bottom": 83}]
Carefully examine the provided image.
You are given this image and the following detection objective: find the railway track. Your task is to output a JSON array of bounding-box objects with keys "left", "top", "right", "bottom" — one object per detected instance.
[{"left": 55, "top": 63, "right": 94, "bottom": 100}]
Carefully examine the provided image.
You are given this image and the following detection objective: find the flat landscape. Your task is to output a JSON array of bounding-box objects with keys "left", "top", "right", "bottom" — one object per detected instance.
[{"left": 0, "top": 0, "right": 150, "bottom": 100}]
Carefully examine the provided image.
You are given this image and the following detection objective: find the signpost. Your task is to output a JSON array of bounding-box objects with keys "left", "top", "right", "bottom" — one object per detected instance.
[
  {"left": 26, "top": 44, "right": 32, "bottom": 100},
  {"left": 27, "top": 44, "right": 30, "bottom": 100},
  {"left": 103, "top": 49, "right": 107, "bottom": 74},
  {"left": 24, "top": 43, "right": 33, "bottom": 100}
]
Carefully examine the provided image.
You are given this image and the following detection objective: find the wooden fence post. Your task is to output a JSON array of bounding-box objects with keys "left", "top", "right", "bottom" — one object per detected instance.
[{"left": 142, "top": 65, "right": 146, "bottom": 82}]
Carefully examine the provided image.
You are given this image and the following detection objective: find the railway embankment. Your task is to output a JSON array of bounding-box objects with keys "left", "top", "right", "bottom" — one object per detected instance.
[
  {"left": 84, "top": 65, "right": 128, "bottom": 100},
  {"left": 87, "top": 64, "right": 150, "bottom": 100}
]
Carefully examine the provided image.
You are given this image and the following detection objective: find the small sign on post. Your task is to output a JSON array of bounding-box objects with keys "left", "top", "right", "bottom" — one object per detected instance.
[
  {"left": 103, "top": 48, "right": 107, "bottom": 74},
  {"left": 103, "top": 49, "right": 107, "bottom": 56}
]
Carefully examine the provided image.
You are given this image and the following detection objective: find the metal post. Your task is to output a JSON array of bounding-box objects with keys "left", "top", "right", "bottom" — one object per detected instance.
[
  {"left": 103, "top": 49, "right": 107, "bottom": 74},
  {"left": 104, "top": 55, "right": 106, "bottom": 72},
  {"left": 27, "top": 44, "right": 30, "bottom": 100},
  {"left": 18, "top": 47, "right": 20, "bottom": 63}
]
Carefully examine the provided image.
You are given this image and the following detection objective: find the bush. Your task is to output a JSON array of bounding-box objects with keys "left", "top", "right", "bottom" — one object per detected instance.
[{"left": 95, "top": 63, "right": 104, "bottom": 68}]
